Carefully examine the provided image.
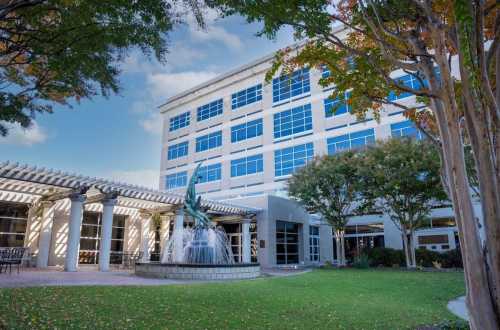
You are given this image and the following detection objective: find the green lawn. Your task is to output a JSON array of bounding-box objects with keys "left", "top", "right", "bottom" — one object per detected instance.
[{"left": 0, "top": 269, "right": 465, "bottom": 329}]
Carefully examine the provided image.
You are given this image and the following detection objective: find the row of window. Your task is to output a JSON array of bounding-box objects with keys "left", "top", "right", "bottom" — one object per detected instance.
[
  {"left": 322, "top": 66, "right": 431, "bottom": 107},
  {"left": 169, "top": 103, "right": 312, "bottom": 159},
  {"left": 171, "top": 117, "right": 418, "bottom": 160},
  {"left": 172, "top": 97, "right": 415, "bottom": 159},
  {"left": 170, "top": 69, "right": 312, "bottom": 132},
  {"left": 170, "top": 67, "right": 429, "bottom": 132},
  {"left": 165, "top": 120, "right": 421, "bottom": 189},
  {"left": 165, "top": 142, "right": 314, "bottom": 189}
]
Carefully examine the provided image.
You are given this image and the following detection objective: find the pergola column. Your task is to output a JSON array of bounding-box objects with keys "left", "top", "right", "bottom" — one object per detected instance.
[
  {"left": 159, "top": 216, "right": 170, "bottom": 256},
  {"left": 98, "top": 198, "right": 117, "bottom": 272},
  {"left": 173, "top": 208, "right": 184, "bottom": 263},
  {"left": 36, "top": 201, "right": 55, "bottom": 268},
  {"left": 64, "top": 193, "right": 86, "bottom": 272},
  {"left": 241, "top": 219, "right": 252, "bottom": 263},
  {"left": 140, "top": 212, "right": 152, "bottom": 262}
]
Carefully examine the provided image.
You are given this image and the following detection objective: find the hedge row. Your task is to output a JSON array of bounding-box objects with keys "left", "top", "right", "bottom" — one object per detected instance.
[{"left": 363, "top": 247, "right": 463, "bottom": 268}]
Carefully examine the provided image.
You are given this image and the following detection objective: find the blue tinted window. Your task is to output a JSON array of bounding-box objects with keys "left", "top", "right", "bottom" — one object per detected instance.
[
  {"left": 321, "top": 65, "right": 331, "bottom": 79},
  {"left": 169, "top": 112, "right": 190, "bottom": 131},
  {"left": 274, "top": 143, "right": 314, "bottom": 177},
  {"left": 324, "top": 92, "right": 350, "bottom": 118},
  {"left": 231, "top": 154, "right": 264, "bottom": 177},
  {"left": 231, "top": 118, "right": 263, "bottom": 143},
  {"left": 272, "top": 68, "right": 310, "bottom": 103},
  {"left": 165, "top": 171, "right": 187, "bottom": 189},
  {"left": 197, "top": 163, "right": 222, "bottom": 183},
  {"left": 391, "top": 120, "right": 423, "bottom": 140},
  {"left": 327, "top": 129, "right": 375, "bottom": 155},
  {"left": 273, "top": 104, "right": 313, "bottom": 139},
  {"left": 196, "top": 131, "right": 222, "bottom": 152},
  {"left": 387, "top": 74, "right": 427, "bottom": 101},
  {"left": 232, "top": 84, "right": 263, "bottom": 110},
  {"left": 167, "top": 141, "right": 188, "bottom": 160},
  {"left": 197, "top": 99, "right": 223, "bottom": 121}
]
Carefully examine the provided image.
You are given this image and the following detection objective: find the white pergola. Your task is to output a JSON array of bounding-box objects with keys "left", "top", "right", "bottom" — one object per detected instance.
[{"left": 0, "top": 161, "right": 259, "bottom": 271}]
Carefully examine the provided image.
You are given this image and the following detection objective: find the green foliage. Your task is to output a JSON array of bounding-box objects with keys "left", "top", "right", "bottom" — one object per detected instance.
[
  {"left": 364, "top": 247, "right": 405, "bottom": 267},
  {"left": 440, "top": 249, "right": 464, "bottom": 269},
  {"left": 358, "top": 138, "right": 448, "bottom": 227},
  {"left": 364, "top": 247, "right": 463, "bottom": 269},
  {"left": 0, "top": 0, "right": 205, "bottom": 135},
  {"left": 416, "top": 248, "right": 463, "bottom": 269},
  {"left": 288, "top": 151, "right": 364, "bottom": 231},
  {"left": 352, "top": 254, "right": 370, "bottom": 269},
  {"left": 0, "top": 269, "right": 465, "bottom": 329},
  {"left": 416, "top": 248, "right": 445, "bottom": 268}
]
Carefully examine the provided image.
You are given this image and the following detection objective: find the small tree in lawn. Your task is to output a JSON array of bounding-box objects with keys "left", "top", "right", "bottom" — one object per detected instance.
[
  {"left": 288, "top": 151, "right": 363, "bottom": 266},
  {"left": 358, "top": 138, "right": 448, "bottom": 268}
]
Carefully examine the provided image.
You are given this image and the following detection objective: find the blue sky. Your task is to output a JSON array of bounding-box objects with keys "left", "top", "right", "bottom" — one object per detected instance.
[{"left": 0, "top": 11, "right": 293, "bottom": 188}]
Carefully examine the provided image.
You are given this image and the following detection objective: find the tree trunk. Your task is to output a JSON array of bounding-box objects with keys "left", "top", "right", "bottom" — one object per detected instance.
[
  {"left": 451, "top": 3, "right": 500, "bottom": 327},
  {"left": 456, "top": 41, "right": 500, "bottom": 323},
  {"left": 334, "top": 230, "right": 346, "bottom": 266},
  {"left": 418, "top": 24, "right": 500, "bottom": 327},
  {"left": 401, "top": 228, "right": 411, "bottom": 269},
  {"left": 340, "top": 231, "right": 346, "bottom": 266},
  {"left": 408, "top": 231, "right": 417, "bottom": 268}
]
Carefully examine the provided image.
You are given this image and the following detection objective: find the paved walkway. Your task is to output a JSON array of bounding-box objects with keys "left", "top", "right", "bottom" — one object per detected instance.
[
  {"left": 0, "top": 267, "right": 310, "bottom": 288},
  {"left": 447, "top": 296, "right": 469, "bottom": 321}
]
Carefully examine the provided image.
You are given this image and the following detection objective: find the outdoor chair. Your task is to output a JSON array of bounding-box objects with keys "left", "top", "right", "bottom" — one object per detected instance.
[
  {"left": 0, "top": 248, "right": 10, "bottom": 273},
  {"left": 0, "top": 247, "right": 27, "bottom": 274}
]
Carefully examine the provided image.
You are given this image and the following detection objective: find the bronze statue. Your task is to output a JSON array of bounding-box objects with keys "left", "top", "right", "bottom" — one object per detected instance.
[{"left": 184, "top": 163, "right": 211, "bottom": 227}]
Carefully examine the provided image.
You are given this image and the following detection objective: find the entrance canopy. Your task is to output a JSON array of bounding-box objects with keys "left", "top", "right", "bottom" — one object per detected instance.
[{"left": 0, "top": 161, "right": 259, "bottom": 216}]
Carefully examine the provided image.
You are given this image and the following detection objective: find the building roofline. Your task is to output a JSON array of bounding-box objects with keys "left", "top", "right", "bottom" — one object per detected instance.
[
  {"left": 157, "top": 25, "right": 348, "bottom": 113},
  {"left": 157, "top": 50, "right": 278, "bottom": 112}
]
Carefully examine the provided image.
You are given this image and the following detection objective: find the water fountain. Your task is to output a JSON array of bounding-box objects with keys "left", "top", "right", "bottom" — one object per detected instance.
[{"left": 135, "top": 164, "right": 260, "bottom": 280}]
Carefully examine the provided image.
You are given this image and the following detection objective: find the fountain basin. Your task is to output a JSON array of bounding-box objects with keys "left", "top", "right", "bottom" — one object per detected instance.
[{"left": 135, "top": 262, "right": 261, "bottom": 280}]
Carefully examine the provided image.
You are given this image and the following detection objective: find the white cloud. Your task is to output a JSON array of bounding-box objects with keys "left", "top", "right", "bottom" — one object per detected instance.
[
  {"left": 147, "top": 70, "right": 218, "bottom": 99},
  {"left": 139, "top": 113, "right": 163, "bottom": 136},
  {"left": 187, "top": 8, "right": 243, "bottom": 51},
  {"left": 107, "top": 169, "right": 159, "bottom": 189},
  {"left": 0, "top": 121, "right": 48, "bottom": 146},
  {"left": 122, "top": 45, "right": 207, "bottom": 75},
  {"left": 189, "top": 25, "right": 243, "bottom": 50},
  {"left": 133, "top": 70, "right": 217, "bottom": 136}
]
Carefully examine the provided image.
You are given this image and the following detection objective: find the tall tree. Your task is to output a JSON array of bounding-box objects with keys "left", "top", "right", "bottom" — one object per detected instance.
[
  {"left": 358, "top": 138, "right": 448, "bottom": 268},
  {"left": 288, "top": 151, "right": 364, "bottom": 266},
  {"left": 0, "top": 0, "right": 206, "bottom": 135},
  {"left": 211, "top": 1, "right": 499, "bottom": 327}
]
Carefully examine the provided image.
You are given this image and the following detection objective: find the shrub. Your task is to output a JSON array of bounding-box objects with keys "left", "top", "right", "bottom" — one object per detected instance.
[
  {"left": 440, "top": 249, "right": 463, "bottom": 268},
  {"left": 364, "top": 247, "right": 405, "bottom": 267},
  {"left": 363, "top": 247, "right": 463, "bottom": 269},
  {"left": 416, "top": 248, "right": 442, "bottom": 267},
  {"left": 352, "top": 254, "right": 370, "bottom": 269},
  {"left": 416, "top": 248, "right": 463, "bottom": 268}
]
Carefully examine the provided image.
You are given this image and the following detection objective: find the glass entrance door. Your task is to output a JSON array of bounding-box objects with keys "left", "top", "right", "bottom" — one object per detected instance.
[{"left": 276, "top": 221, "right": 300, "bottom": 264}]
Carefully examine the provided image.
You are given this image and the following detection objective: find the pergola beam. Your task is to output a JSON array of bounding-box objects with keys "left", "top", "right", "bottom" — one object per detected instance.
[
  {"left": 41, "top": 185, "right": 89, "bottom": 202},
  {"left": 0, "top": 161, "right": 261, "bottom": 215}
]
